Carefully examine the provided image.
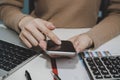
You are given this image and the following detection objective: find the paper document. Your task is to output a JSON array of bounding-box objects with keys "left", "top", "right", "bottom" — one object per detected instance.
[{"left": 51, "top": 56, "right": 90, "bottom": 80}]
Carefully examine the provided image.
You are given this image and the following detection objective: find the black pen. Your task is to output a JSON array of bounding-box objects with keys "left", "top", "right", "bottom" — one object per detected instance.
[
  {"left": 25, "top": 70, "right": 32, "bottom": 80},
  {"left": 51, "top": 72, "right": 61, "bottom": 80}
]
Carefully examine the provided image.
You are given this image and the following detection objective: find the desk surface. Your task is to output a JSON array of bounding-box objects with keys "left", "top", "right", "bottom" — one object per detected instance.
[{"left": 0, "top": 24, "right": 120, "bottom": 80}]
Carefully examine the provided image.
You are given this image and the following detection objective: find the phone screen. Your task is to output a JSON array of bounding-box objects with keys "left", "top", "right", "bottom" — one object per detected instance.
[{"left": 47, "top": 40, "right": 76, "bottom": 52}]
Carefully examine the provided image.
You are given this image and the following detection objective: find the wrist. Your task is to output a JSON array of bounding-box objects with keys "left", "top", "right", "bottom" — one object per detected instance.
[
  {"left": 81, "top": 33, "right": 94, "bottom": 49},
  {"left": 87, "top": 34, "right": 94, "bottom": 49},
  {"left": 18, "top": 15, "right": 34, "bottom": 31}
]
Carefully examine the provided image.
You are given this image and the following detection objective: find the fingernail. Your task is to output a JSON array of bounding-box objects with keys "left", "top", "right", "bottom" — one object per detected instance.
[
  {"left": 39, "top": 41, "right": 47, "bottom": 50},
  {"left": 57, "top": 40, "right": 61, "bottom": 44},
  {"left": 76, "top": 48, "right": 80, "bottom": 53},
  {"left": 42, "top": 45, "right": 46, "bottom": 50},
  {"left": 50, "top": 24, "right": 55, "bottom": 28},
  {"left": 77, "top": 51, "right": 79, "bottom": 54},
  {"left": 47, "top": 24, "right": 55, "bottom": 28},
  {"left": 40, "top": 45, "right": 46, "bottom": 51}
]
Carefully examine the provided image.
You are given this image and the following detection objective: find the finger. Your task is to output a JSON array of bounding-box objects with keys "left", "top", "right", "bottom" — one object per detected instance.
[
  {"left": 25, "top": 24, "right": 45, "bottom": 42},
  {"left": 40, "top": 20, "right": 55, "bottom": 30},
  {"left": 70, "top": 37, "right": 79, "bottom": 50},
  {"left": 74, "top": 41, "right": 80, "bottom": 53},
  {"left": 22, "top": 29, "right": 38, "bottom": 47},
  {"left": 68, "top": 37, "right": 78, "bottom": 51},
  {"left": 45, "top": 30, "right": 61, "bottom": 44},
  {"left": 34, "top": 19, "right": 61, "bottom": 45},
  {"left": 68, "top": 35, "right": 78, "bottom": 46},
  {"left": 69, "top": 37, "right": 75, "bottom": 42},
  {"left": 38, "top": 40, "right": 47, "bottom": 50},
  {"left": 76, "top": 44, "right": 85, "bottom": 53},
  {"left": 76, "top": 41, "right": 87, "bottom": 53},
  {"left": 45, "top": 22, "right": 55, "bottom": 30},
  {"left": 19, "top": 34, "right": 32, "bottom": 48}
]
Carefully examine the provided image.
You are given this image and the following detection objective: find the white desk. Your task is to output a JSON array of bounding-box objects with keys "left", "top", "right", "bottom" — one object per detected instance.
[{"left": 0, "top": 24, "right": 120, "bottom": 80}]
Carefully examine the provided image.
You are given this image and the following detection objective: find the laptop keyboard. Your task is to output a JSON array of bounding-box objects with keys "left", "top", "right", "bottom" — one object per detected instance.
[
  {"left": 0, "top": 40, "right": 38, "bottom": 71},
  {"left": 82, "top": 51, "right": 120, "bottom": 80}
]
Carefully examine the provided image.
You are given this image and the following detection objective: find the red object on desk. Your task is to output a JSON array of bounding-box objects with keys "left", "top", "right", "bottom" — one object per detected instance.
[{"left": 51, "top": 58, "right": 58, "bottom": 80}]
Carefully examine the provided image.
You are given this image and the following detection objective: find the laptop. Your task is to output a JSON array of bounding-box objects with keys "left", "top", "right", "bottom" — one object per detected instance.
[{"left": 0, "top": 27, "right": 41, "bottom": 80}]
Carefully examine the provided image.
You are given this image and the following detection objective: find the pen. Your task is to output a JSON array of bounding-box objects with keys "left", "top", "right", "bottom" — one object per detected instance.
[
  {"left": 25, "top": 70, "right": 32, "bottom": 80},
  {"left": 51, "top": 72, "right": 61, "bottom": 80}
]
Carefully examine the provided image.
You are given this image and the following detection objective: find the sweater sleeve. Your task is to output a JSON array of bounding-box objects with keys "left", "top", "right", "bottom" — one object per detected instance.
[
  {"left": 0, "top": 0, "right": 28, "bottom": 33},
  {"left": 85, "top": 0, "right": 120, "bottom": 49}
]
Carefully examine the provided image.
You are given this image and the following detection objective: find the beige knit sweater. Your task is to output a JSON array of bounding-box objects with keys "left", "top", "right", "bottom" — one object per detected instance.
[{"left": 0, "top": 0, "right": 120, "bottom": 49}]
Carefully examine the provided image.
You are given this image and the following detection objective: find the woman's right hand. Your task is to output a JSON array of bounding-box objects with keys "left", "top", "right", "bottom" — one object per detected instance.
[{"left": 18, "top": 16, "right": 61, "bottom": 50}]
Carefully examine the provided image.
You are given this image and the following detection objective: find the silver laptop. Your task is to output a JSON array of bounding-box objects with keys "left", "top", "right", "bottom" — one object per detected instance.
[{"left": 0, "top": 27, "right": 40, "bottom": 80}]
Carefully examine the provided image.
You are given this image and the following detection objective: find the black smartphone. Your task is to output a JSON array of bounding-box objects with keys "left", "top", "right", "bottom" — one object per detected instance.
[{"left": 46, "top": 40, "right": 77, "bottom": 58}]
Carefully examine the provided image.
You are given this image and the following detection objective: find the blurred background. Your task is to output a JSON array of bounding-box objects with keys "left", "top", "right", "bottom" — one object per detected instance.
[{"left": 22, "top": 0, "right": 29, "bottom": 14}]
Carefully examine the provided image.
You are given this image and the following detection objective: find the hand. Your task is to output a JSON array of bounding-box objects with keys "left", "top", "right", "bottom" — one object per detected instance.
[
  {"left": 69, "top": 34, "right": 93, "bottom": 53},
  {"left": 18, "top": 16, "right": 61, "bottom": 50}
]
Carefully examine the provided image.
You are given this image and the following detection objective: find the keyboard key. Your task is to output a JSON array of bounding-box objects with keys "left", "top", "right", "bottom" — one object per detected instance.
[
  {"left": 117, "top": 56, "right": 120, "bottom": 60},
  {"left": 110, "top": 70, "right": 118, "bottom": 74},
  {"left": 104, "top": 75, "right": 111, "bottom": 78},
  {"left": 113, "top": 74, "right": 120, "bottom": 78},
  {"left": 90, "top": 66, "right": 97, "bottom": 70},
  {"left": 101, "top": 70, "right": 109, "bottom": 75},
  {"left": 93, "top": 70, "right": 100, "bottom": 75},
  {"left": 86, "top": 57, "right": 93, "bottom": 62},
  {"left": 116, "top": 65, "right": 120, "bottom": 70},
  {"left": 109, "top": 56, "right": 116, "bottom": 61},
  {"left": 101, "top": 57, "right": 108, "bottom": 61},
  {"left": 88, "top": 61, "right": 95, "bottom": 66},
  {"left": 107, "top": 65, "right": 114, "bottom": 70},
  {"left": 95, "top": 75, "right": 103, "bottom": 79},
  {"left": 104, "top": 61, "right": 111, "bottom": 65},
  {"left": 99, "top": 65, "right": 106, "bottom": 70}
]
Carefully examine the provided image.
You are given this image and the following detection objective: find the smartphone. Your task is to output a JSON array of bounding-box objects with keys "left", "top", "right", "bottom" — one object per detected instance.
[{"left": 46, "top": 40, "right": 77, "bottom": 58}]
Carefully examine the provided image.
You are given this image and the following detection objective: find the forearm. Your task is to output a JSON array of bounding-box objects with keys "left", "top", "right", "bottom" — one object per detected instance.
[
  {"left": 0, "top": 0, "right": 28, "bottom": 33},
  {"left": 85, "top": 0, "right": 120, "bottom": 49},
  {"left": 86, "top": 14, "right": 120, "bottom": 49},
  {"left": 0, "top": 5, "right": 27, "bottom": 32}
]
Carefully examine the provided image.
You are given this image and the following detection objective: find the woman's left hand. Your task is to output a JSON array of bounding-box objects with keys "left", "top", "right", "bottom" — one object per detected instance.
[{"left": 69, "top": 34, "right": 93, "bottom": 53}]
